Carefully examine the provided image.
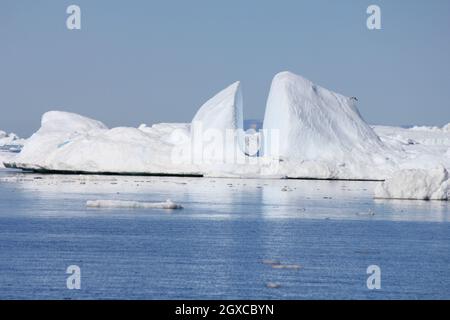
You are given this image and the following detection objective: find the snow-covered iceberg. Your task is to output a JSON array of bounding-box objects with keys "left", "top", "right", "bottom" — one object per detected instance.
[
  {"left": 5, "top": 71, "right": 450, "bottom": 180},
  {"left": 263, "top": 71, "right": 384, "bottom": 159},
  {"left": 374, "top": 167, "right": 449, "bottom": 200},
  {"left": 263, "top": 71, "right": 395, "bottom": 179},
  {"left": 10, "top": 81, "right": 248, "bottom": 176},
  {"left": 13, "top": 111, "right": 199, "bottom": 175}
]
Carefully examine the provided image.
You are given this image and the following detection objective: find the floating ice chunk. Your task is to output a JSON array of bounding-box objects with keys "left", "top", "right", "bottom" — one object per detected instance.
[
  {"left": 375, "top": 166, "right": 450, "bottom": 200},
  {"left": 271, "top": 263, "right": 302, "bottom": 270},
  {"left": 262, "top": 259, "right": 302, "bottom": 270},
  {"left": 86, "top": 199, "right": 183, "bottom": 209},
  {"left": 356, "top": 209, "right": 376, "bottom": 216},
  {"left": 266, "top": 282, "right": 281, "bottom": 289}
]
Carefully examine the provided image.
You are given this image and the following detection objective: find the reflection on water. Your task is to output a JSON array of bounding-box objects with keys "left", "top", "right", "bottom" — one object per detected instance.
[
  {"left": 0, "top": 170, "right": 449, "bottom": 299},
  {"left": 2, "top": 171, "right": 448, "bottom": 222}
]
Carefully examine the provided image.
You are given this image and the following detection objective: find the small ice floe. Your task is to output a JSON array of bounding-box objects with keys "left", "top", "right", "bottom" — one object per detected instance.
[
  {"left": 271, "top": 263, "right": 302, "bottom": 270},
  {"left": 86, "top": 199, "right": 183, "bottom": 209},
  {"left": 266, "top": 282, "right": 281, "bottom": 289},
  {"left": 262, "top": 259, "right": 280, "bottom": 266},
  {"left": 262, "top": 259, "right": 302, "bottom": 270},
  {"left": 356, "top": 209, "right": 375, "bottom": 217}
]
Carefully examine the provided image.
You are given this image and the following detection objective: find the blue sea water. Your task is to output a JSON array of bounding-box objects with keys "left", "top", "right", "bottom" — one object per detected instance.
[{"left": 0, "top": 170, "right": 449, "bottom": 299}]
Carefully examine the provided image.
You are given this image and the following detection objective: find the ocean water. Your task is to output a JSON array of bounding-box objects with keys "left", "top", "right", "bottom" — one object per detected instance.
[{"left": 0, "top": 169, "right": 449, "bottom": 300}]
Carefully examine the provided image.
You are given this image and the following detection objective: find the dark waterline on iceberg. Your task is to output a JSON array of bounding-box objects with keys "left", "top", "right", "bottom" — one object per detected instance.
[{"left": 5, "top": 165, "right": 386, "bottom": 182}]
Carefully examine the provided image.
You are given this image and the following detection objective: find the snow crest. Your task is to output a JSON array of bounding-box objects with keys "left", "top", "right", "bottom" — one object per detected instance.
[{"left": 192, "top": 81, "right": 243, "bottom": 132}]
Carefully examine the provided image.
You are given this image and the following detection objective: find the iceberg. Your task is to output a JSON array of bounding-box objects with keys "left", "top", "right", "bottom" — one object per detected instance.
[
  {"left": 0, "top": 130, "right": 24, "bottom": 147},
  {"left": 5, "top": 71, "right": 450, "bottom": 181},
  {"left": 374, "top": 167, "right": 449, "bottom": 200},
  {"left": 263, "top": 71, "right": 395, "bottom": 179},
  {"left": 10, "top": 82, "right": 246, "bottom": 175},
  {"left": 14, "top": 111, "right": 199, "bottom": 175},
  {"left": 0, "top": 130, "right": 25, "bottom": 168},
  {"left": 263, "top": 71, "right": 384, "bottom": 159}
]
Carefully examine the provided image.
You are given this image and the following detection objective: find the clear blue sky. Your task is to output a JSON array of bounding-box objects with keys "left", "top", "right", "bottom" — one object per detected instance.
[{"left": 1, "top": 0, "right": 450, "bottom": 137}]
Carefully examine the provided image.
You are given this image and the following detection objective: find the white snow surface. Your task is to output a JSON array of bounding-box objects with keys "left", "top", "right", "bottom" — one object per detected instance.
[
  {"left": 372, "top": 125, "right": 450, "bottom": 171},
  {"left": 5, "top": 71, "right": 450, "bottom": 180},
  {"left": 374, "top": 167, "right": 450, "bottom": 200},
  {"left": 86, "top": 199, "right": 183, "bottom": 209},
  {"left": 192, "top": 81, "right": 243, "bottom": 133},
  {"left": 14, "top": 111, "right": 199, "bottom": 174},
  {"left": 189, "top": 81, "right": 247, "bottom": 165},
  {"left": 263, "top": 71, "right": 397, "bottom": 179},
  {"left": 11, "top": 83, "right": 248, "bottom": 175},
  {"left": 263, "top": 72, "right": 384, "bottom": 159}
]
